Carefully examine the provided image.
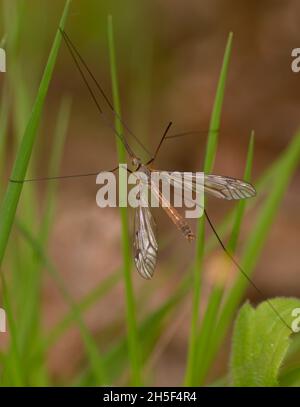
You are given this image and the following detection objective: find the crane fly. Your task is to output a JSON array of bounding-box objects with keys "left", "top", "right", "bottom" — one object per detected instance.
[
  {"left": 61, "top": 28, "right": 256, "bottom": 279},
  {"left": 12, "top": 28, "right": 257, "bottom": 279},
  {"left": 9, "top": 28, "right": 291, "bottom": 330}
]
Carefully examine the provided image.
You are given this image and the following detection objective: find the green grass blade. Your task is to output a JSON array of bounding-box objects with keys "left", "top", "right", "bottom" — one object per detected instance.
[
  {"left": 44, "top": 272, "right": 120, "bottom": 351},
  {"left": 107, "top": 14, "right": 141, "bottom": 386},
  {"left": 204, "top": 32, "right": 233, "bottom": 173},
  {"left": 0, "top": 274, "right": 23, "bottom": 386},
  {"left": 12, "top": 97, "right": 72, "bottom": 385},
  {"left": 184, "top": 32, "right": 233, "bottom": 386},
  {"left": 16, "top": 218, "right": 107, "bottom": 385},
  {"left": 0, "top": 0, "right": 71, "bottom": 266},
  {"left": 40, "top": 96, "right": 72, "bottom": 242},
  {"left": 195, "top": 132, "right": 255, "bottom": 384},
  {"left": 0, "top": 84, "right": 10, "bottom": 198},
  {"left": 205, "top": 130, "right": 300, "bottom": 380},
  {"left": 2, "top": 3, "right": 42, "bottom": 361},
  {"left": 194, "top": 285, "right": 223, "bottom": 382},
  {"left": 74, "top": 281, "right": 189, "bottom": 385},
  {"left": 224, "top": 130, "right": 300, "bottom": 319},
  {"left": 0, "top": 0, "right": 71, "bottom": 386},
  {"left": 228, "top": 132, "right": 255, "bottom": 252},
  {"left": 184, "top": 222, "right": 205, "bottom": 386}
]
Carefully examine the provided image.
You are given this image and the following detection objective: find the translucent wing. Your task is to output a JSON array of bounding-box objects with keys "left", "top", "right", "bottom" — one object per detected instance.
[
  {"left": 134, "top": 205, "right": 158, "bottom": 280},
  {"left": 158, "top": 171, "right": 256, "bottom": 201},
  {"left": 204, "top": 174, "right": 256, "bottom": 200}
]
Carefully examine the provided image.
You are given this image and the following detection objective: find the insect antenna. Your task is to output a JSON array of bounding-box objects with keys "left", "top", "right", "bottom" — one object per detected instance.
[
  {"left": 60, "top": 28, "right": 152, "bottom": 159},
  {"left": 203, "top": 208, "right": 292, "bottom": 332}
]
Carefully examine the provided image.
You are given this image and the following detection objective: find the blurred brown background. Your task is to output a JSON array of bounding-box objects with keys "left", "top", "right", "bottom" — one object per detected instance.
[{"left": 1, "top": 0, "right": 300, "bottom": 384}]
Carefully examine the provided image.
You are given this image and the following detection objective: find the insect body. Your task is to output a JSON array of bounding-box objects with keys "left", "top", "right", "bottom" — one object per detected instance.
[
  {"left": 130, "top": 157, "right": 255, "bottom": 279},
  {"left": 12, "top": 29, "right": 256, "bottom": 279}
]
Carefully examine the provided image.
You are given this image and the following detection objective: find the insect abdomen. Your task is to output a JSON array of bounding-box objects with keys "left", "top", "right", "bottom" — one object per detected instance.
[
  {"left": 162, "top": 205, "right": 195, "bottom": 242},
  {"left": 179, "top": 221, "right": 195, "bottom": 241}
]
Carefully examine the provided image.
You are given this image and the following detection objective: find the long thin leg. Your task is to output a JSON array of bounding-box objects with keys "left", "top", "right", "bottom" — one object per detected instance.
[
  {"left": 60, "top": 30, "right": 136, "bottom": 159},
  {"left": 203, "top": 208, "right": 292, "bottom": 332},
  {"left": 60, "top": 29, "right": 152, "bottom": 158},
  {"left": 10, "top": 166, "right": 120, "bottom": 183},
  {"left": 146, "top": 121, "right": 173, "bottom": 165},
  {"left": 165, "top": 128, "right": 219, "bottom": 140}
]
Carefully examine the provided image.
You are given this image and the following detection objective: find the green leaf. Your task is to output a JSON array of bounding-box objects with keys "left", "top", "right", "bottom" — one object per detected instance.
[{"left": 230, "top": 298, "right": 300, "bottom": 387}]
